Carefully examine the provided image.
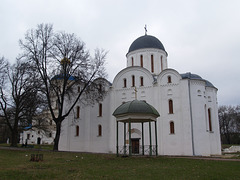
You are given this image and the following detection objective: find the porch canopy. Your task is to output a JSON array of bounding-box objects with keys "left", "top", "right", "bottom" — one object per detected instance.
[{"left": 113, "top": 100, "right": 160, "bottom": 156}]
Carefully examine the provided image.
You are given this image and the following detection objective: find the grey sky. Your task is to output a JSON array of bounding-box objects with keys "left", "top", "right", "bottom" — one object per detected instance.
[{"left": 1, "top": 0, "right": 240, "bottom": 106}]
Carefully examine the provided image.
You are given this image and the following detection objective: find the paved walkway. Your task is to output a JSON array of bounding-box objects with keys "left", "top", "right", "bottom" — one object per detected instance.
[{"left": 168, "top": 155, "right": 240, "bottom": 162}]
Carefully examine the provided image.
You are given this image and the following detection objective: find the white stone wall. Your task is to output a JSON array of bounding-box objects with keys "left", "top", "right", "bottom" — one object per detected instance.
[
  {"left": 58, "top": 36, "right": 221, "bottom": 156},
  {"left": 126, "top": 48, "right": 168, "bottom": 74},
  {"left": 20, "top": 129, "right": 55, "bottom": 145}
]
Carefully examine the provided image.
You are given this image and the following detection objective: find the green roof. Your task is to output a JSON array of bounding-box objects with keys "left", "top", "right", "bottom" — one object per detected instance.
[{"left": 113, "top": 100, "right": 160, "bottom": 117}]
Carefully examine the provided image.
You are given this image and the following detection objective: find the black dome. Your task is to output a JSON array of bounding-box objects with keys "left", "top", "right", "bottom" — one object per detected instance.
[
  {"left": 127, "top": 35, "right": 166, "bottom": 54},
  {"left": 180, "top": 72, "right": 215, "bottom": 88}
]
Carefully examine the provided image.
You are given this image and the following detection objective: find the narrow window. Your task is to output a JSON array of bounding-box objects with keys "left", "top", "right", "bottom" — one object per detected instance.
[
  {"left": 123, "top": 78, "right": 127, "bottom": 88},
  {"left": 131, "top": 57, "right": 134, "bottom": 66},
  {"left": 98, "top": 125, "right": 102, "bottom": 136},
  {"left": 161, "top": 56, "right": 163, "bottom": 71},
  {"left": 151, "top": 55, "right": 154, "bottom": 73},
  {"left": 98, "top": 84, "right": 102, "bottom": 92},
  {"left": 76, "top": 106, "right": 80, "bottom": 118},
  {"left": 169, "top": 99, "right": 173, "bottom": 114},
  {"left": 208, "top": 108, "right": 212, "bottom": 131},
  {"left": 168, "top": 76, "right": 172, "bottom": 83},
  {"left": 205, "top": 105, "right": 208, "bottom": 130},
  {"left": 76, "top": 125, "right": 79, "bottom": 136},
  {"left": 140, "top": 55, "right": 143, "bottom": 67},
  {"left": 27, "top": 134, "right": 30, "bottom": 140},
  {"left": 50, "top": 120, "right": 52, "bottom": 125},
  {"left": 49, "top": 133, "right": 52, "bottom": 137},
  {"left": 78, "top": 86, "right": 81, "bottom": 93},
  {"left": 132, "top": 75, "right": 135, "bottom": 87},
  {"left": 140, "top": 76, "right": 144, "bottom": 86},
  {"left": 170, "top": 121, "right": 175, "bottom": 134},
  {"left": 99, "top": 103, "right": 102, "bottom": 117}
]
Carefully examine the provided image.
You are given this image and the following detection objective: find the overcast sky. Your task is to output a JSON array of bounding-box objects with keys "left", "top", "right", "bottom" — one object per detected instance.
[{"left": 1, "top": 0, "right": 240, "bottom": 106}]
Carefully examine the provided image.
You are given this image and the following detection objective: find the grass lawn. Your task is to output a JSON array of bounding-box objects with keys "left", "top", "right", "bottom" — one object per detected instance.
[{"left": 0, "top": 149, "right": 240, "bottom": 180}]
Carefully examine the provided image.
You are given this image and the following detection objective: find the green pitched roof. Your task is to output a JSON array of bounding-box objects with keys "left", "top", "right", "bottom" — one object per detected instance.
[{"left": 113, "top": 100, "right": 160, "bottom": 117}]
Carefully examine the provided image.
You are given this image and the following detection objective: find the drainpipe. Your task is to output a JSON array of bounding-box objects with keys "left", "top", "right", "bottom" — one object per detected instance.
[{"left": 188, "top": 79, "right": 195, "bottom": 156}]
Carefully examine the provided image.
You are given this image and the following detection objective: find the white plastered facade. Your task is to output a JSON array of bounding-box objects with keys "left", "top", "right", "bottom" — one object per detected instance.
[{"left": 59, "top": 35, "right": 221, "bottom": 156}]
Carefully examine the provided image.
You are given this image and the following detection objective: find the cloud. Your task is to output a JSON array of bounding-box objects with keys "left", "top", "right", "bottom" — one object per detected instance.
[{"left": 1, "top": 0, "right": 240, "bottom": 105}]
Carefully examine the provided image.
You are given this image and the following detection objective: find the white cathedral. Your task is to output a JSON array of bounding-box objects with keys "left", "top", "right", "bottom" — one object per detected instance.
[{"left": 59, "top": 33, "right": 222, "bottom": 156}]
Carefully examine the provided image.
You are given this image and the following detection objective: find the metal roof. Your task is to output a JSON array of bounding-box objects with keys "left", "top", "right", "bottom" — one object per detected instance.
[
  {"left": 113, "top": 100, "right": 160, "bottom": 117},
  {"left": 127, "top": 35, "right": 167, "bottom": 54}
]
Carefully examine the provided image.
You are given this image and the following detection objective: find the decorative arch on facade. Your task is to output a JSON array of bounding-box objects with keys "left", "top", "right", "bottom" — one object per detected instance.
[
  {"left": 157, "top": 68, "right": 181, "bottom": 85},
  {"left": 112, "top": 66, "right": 155, "bottom": 89}
]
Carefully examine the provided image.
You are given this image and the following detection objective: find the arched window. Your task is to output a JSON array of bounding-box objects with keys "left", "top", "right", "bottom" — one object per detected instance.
[
  {"left": 204, "top": 104, "right": 207, "bottom": 130},
  {"left": 151, "top": 55, "right": 154, "bottom": 73},
  {"left": 168, "top": 76, "right": 172, "bottom": 83},
  {"left": 140, "top": 76, "right": 144, "bottom": 86},
  {"left": 76, "top": 125, "right": 79, "bottom": 136},
  {"left": 98, "top": 84, "right": 102, "bottom": 92},
  {"left": 208, "top": 108, "right": 212, "bottom": 131},
  {"left": 132, "top": 75, "right": 135, "bottom": 87},
  {"left": 76, "top": 106, "right": 80, "bottom": 118},
  {"left": 99, "top": 103, "right": 102, "bottom": 117},
  {"left": 123, "top": 78, "right": 127, "bottom": 88},
  {"left": 169, "top": 99, "right": 173, "bottom": 114},
  {"left": 131, "top": 57, "right": 134, "bottom": 66},
  {"left": 170, "top": 121, "right": 175, "bottom": 134},
  {"left": 98, "top": 125, "right": 102, "bottom": 136},
  {"left": 140, "top": 55, "right": 143, "bottom": 67},
  {"left": 161, "top": 56, "right": 163, "bottom": 71}
]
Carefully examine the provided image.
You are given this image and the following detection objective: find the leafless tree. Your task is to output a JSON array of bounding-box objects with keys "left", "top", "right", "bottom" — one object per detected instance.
[
  {"left": 19, "top": 24, "right": 108, "bottom": 151},
  {"left": 219, "top": 105, "right": 240, "bottom": 144},
  {"left": 0, "top": 58, "right": 43, "bottom": 146}
]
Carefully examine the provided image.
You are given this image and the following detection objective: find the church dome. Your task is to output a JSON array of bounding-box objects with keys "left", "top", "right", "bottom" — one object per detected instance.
[
  {"left": 113, "top": 100, "right": 160, "bottom": 117},
  {"left": 127, "top": 35, "right": 166, "bottom": 54},
  {"left": 180, "top": 72, "right": 215, "bottom": 88}
]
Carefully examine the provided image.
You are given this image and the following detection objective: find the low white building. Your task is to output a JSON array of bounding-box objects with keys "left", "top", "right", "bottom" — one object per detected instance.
[
  {"left": 20, "top": 112, "right": 56, "bottom": 145},
  {"left": 59, "top": 34, "right": 221, "bottom": 156}
]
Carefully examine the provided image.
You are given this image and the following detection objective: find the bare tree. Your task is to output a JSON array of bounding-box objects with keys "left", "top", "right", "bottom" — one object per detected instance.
[
  {"left": 19, "top": 24, "right": 108, "bottom": 151},
  {"left": 219, "top": 105, "right": 240, "bottom": 144},
  {"left": 0, "top": 58, "right": 43, "bottom": 146}
]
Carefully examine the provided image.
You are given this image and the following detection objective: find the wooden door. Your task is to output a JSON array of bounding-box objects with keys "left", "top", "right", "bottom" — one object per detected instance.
[{"left": 131, "top": 139, "right": 139, "bottom": 154}]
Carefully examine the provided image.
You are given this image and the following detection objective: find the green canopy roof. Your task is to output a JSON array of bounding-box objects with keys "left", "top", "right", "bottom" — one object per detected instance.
[{"left": 113, "top": 100, "right": 160, "bottom": 117}]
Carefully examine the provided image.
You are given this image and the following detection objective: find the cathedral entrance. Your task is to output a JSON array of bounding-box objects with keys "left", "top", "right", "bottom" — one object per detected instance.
[
  {"left": 131, "top": 138, "right": 140, "bottom": 154},
  {"left": 113, "top": 100, "right": 160, "bottom": 156},
  {"left": 37, "top": 137, "right": 41, "bottom": 145}
]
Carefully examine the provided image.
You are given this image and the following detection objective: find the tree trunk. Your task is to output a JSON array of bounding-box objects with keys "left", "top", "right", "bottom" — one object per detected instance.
[
  {"left": 53, "top": 120, "right": 62, "bottom": 151},
  {"left": 10, "top": 129, "right": 18, "bottom": 147}
]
